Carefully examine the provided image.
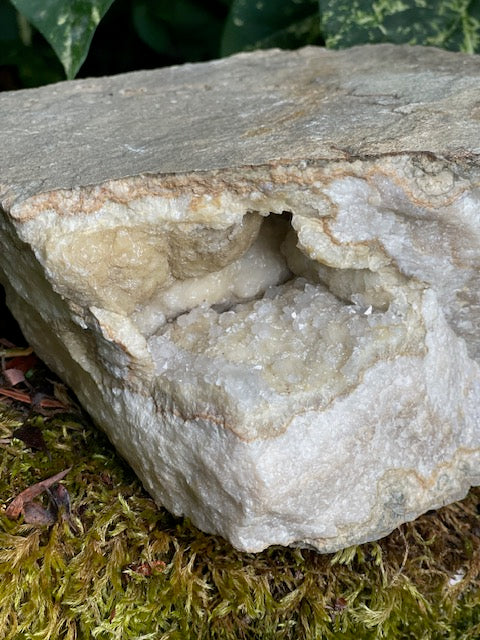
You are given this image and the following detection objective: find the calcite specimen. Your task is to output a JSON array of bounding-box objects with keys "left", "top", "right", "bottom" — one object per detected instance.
[{"left": 1, "top": 44, "right": 480, "bottom": 552}]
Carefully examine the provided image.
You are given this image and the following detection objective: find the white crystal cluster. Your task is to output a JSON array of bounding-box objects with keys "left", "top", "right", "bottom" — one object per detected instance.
[{"left": 149, "top": 274, "right": 425, "bottom": 434}]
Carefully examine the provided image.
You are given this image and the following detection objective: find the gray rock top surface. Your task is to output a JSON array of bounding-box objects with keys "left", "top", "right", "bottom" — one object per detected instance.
[{"left": 1, "top": 44, "right": 480, "bottom": 208}]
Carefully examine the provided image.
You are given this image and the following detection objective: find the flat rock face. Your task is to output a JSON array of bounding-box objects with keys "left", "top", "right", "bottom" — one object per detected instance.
[{"left": 1, "top": 44, "right": 480, "bottom": 552}]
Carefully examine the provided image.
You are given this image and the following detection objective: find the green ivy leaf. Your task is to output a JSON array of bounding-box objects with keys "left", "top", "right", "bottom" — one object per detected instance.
[
  {"left": 8, "top": 0, "right": 116, "bottom": 78},
  {"left": 221, "top": 0, "right": 322, "bottom": 56},
  {"left": 319, "top": 0, "right": 480, "bottom": 53}
]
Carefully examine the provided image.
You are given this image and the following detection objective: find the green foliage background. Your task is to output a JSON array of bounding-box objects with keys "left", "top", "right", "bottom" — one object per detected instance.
[{"left": 1, "top": 0, "right": 480, "bottom": 87}]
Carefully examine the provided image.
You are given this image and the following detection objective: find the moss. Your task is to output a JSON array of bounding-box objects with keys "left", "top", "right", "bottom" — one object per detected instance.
[{"left": 1, "top": 387, "right": 480, "bottom": 638}]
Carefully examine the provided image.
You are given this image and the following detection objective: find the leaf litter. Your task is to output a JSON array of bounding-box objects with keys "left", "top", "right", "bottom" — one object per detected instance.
[
  {"left": 1, "top": 338, "right": 77, "bottom": 529},
  {"left": 5, "top": 467, "right": 72, "bottom": 521},
  {"left": 0, "top": 338, "right": 73, "bottom": 414}
]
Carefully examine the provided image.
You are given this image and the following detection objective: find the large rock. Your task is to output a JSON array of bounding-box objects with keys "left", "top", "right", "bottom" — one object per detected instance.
[{"left": 1, "top": 44, "right": 480, "bottom": 553}]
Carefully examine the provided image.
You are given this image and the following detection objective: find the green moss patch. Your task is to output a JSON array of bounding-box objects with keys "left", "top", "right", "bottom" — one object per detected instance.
[{"left": 1, "top": 356, "right": 480, "bottom": 639}]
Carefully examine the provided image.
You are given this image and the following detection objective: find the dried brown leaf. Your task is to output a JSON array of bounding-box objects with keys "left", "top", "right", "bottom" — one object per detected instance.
[
  {"left": 0, "top": 387, "right": 70, "bottom": 411},
  {"left": 23, "top": 501, "right": 57, "bottom": 526},
  {"left": 3, "top": 368, "right": 26, "bottom": 386},
  {"left": 12, "top": 424, "right": 48, "bottom": 452},
  {"left": 48, "top": 483, "right": 71, "bottom": 513},
  {"left": 0, "top": 387, "right": 31, "bottom": 404},
  {"left": 5, "top": 467, "right": 72, "bottom": 519},
  {"left": 48, "top": 483, "right": 78, "bottom": 532},
  {"left": 6, "top": 353, "right": 39, "bottom": 373}
]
